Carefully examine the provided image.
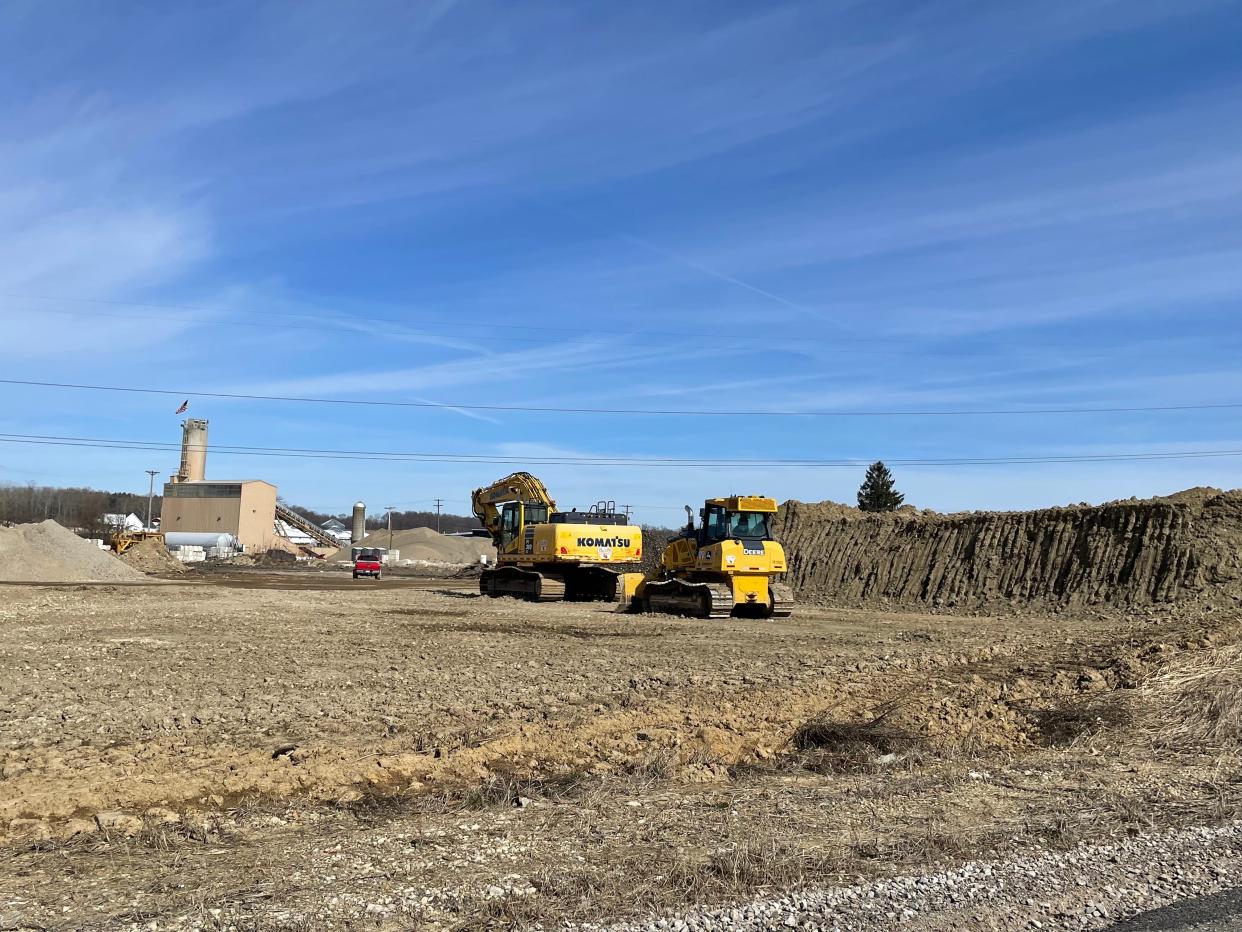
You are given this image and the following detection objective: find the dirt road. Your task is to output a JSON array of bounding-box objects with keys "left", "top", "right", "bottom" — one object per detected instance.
[{"left": 1, "top": 569, "right": 1238, "bottom": 929}]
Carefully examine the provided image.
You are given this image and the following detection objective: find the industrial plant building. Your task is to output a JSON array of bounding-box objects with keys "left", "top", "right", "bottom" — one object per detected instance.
[
  {"left": 159, "top": 419, "right": 279, "bottom": 553},
  {"left": 159, "top": 418, "right": 343, "bottom": 555},
  {"left": 162, "top": 478, "right": 279, "bottom": 552}
]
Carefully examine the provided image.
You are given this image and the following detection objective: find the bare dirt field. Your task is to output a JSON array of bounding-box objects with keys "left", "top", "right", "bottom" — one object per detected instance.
[{"left": 1, "top": 568, "right": 1240, "bottom": 930}]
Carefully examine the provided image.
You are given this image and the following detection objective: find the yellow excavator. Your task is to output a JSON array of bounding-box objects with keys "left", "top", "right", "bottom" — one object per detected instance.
[
  {"left": 472, "top": 472, "right": 642, "bottom": 602},
  {"left": 629, "top": 495, "right": 795, "bottom": 619}
]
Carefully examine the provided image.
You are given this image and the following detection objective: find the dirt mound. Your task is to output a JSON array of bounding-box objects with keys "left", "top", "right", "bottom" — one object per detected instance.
[
  {"left": 639, "top": 527, "right": 679, "bottom": 574},
  {"left": 256, "top": 549, "right": 297, "bottom": 566},
  {"left": 334, "top": 527, "right": 494, "bottom": 564},
  {"left": 119, "top": 537, "right": 187, "bottom": 575},
  {"left": 0, "top": 520, "right": 144, "bottom": 583},
  {"left": 1155, "top": 486, "right": 1224, "bottom": 507},
  {"left": 774, "top": 488, "right": 1242, "bottom": 612}
]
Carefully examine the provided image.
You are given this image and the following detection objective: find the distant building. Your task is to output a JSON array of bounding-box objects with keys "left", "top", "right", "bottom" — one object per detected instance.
[
  {"left": 161, "top": 480, "right": 280, "bottom": 553},
  {"left": 320, "top": 517, "right": 352, "bottom": 544},
  {"left": 101, "top": 513, "right": 144, "bottom": 532}
]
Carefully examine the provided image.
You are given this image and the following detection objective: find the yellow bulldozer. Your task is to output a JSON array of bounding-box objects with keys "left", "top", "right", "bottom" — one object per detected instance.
[
  {"left": 472, "top": 472, "right": 642, "bottom": 602},
  {"left": 629, "top": 495, "right": 794, "bottom": 619}
]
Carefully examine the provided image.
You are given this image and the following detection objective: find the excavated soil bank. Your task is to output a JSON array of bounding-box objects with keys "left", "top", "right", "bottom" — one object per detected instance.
[{"left": 774, "top": 488, "right": 1242, "bottom": 612}]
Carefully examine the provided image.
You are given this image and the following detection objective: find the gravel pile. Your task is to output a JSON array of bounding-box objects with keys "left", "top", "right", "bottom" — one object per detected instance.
[
  {"left": 589, "top": 822, "right": 1242, "bottom": 931},
  {"left": 0, "top": 520, "right": 142, "bottom": 582},
  {"left": 333, "top": 527, "right": 494, "bottom": 563}
]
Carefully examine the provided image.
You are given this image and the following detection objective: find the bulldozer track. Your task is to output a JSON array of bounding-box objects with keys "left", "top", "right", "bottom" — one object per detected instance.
[
  {"left": 642, "top": 579, "right": 733, "bottom": 619},
  {"left": 771, "top": 582, "right": 795, "bottom": 617}
]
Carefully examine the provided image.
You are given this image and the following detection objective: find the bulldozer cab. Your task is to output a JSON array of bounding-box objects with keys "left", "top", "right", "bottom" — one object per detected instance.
[
  {"left": 697, "top": 496, "right": 777, "bottom": 546},
  {"left": 700, "top": 505, "right": 771, "bottom": 544}
]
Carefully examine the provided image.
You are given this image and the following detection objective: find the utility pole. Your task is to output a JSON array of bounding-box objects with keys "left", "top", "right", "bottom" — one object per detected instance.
[
  {"left": 385, "top": 506, "right": 396, "bottom": 553},
  {"left": 434, "top": 498, "right": 443, "bottom": 533},
  {"left": 145, "top": 470, "right": 159, "bottom": 531}
]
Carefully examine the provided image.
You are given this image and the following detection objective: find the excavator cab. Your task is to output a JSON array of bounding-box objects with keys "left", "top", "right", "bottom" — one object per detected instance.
[
  {"left": 498, "top": 501, "right": 549, "bottom": 549},
  {"left": 499, "top": 504, "right": 521, "bottom": 549}
]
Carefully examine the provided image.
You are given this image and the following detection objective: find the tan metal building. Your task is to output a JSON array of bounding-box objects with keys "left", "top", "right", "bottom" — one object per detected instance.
[{"left": 161, "top": 479, "right": 279, "bottom": 552}]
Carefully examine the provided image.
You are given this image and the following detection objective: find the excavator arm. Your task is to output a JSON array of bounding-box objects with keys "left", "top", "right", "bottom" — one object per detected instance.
[{"left": 471, "top": 472, "right": 557, "bottom": 545}]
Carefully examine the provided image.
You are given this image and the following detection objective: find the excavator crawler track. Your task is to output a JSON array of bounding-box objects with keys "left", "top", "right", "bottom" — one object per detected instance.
[
  {"left": 564, "top": 566, "right": 621, "bottom": 602},
  {"left": 480, "top": 566, "right": 566, "bottom": 602},
  {"left": 641, "top": 579, "right": 733, "bottom": 619}
]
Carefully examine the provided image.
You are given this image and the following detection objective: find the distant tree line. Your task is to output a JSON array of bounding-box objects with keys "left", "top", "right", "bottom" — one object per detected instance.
[
  {"left": 0, "top": 482, "right": 160, "bottom": 535},
  {"left": 0, "top": 484, "right": 489, "bottom": 538}
]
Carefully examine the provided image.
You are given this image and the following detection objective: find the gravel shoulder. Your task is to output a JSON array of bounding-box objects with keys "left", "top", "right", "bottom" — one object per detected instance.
[{"left": 594, "top": 823, "right": 1242, "bottom": 931}]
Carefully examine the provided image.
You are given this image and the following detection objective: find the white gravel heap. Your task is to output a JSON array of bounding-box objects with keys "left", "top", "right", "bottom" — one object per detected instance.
[
  {"left": 0, "top": 520, "right": 142, "bottom": 582},
  {"left": 583, "top": 822, "right": 1242, "bottom": 931}
]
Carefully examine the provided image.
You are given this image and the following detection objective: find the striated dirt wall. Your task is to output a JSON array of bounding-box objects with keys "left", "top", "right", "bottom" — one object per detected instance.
[{"left": 773, "top": 488, "right": 1242, "bottom": 611}]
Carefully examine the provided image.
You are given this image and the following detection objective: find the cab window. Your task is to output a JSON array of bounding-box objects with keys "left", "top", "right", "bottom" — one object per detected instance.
[
  {"left": 729, "top": 511, "right": 770, "bottom": 540},
  {"left": 703, "top": 504, "right": 727, "bottom": 543},
  {"left": 500, "top": 503, "right": 521, "bottom": 547}
]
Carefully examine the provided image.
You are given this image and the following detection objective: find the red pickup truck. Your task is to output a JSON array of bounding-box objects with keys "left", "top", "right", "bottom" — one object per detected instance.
[{"left": 352, "top": 548, "right": 382, "bottom": 580}]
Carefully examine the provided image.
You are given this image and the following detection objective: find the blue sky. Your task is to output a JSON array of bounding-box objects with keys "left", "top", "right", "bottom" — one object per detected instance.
[{"left": 1, "top": 0, "right": 1240, "bottom": 522}]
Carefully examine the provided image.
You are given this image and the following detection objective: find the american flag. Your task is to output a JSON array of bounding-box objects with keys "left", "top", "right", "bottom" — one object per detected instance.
[{"left": 175, "top": 400, "right": 189, "bottom": 414}]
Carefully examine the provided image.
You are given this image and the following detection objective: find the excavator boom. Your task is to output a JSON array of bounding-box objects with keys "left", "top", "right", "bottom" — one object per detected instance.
[{"left": 471, "top": 472, "right": 556, "bottom": 544}]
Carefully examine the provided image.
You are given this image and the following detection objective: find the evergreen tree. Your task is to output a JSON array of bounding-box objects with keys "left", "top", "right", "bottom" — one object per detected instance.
[{"left": 857, "top": 461, "right": 904, "bottom": 512}]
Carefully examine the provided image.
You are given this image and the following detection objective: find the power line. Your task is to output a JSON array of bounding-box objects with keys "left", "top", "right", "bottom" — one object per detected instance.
[
  {"left": 0, "top": 432, "right": 1239, "bottom": 468},
  {"left": 2, "top": 378, "right": 1240, "bottom": 419}
]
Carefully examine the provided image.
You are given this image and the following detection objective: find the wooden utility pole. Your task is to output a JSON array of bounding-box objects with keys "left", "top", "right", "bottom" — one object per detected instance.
[{"left": 145, "top": 470, "right": 159, "bottom": 530}]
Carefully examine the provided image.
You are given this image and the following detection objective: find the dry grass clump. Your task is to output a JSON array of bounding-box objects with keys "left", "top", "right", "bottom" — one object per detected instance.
[
  {"left": 1138, "top": 645, "right": 1242, "bottom": 748},
  {"left": 1030, "top": 692, "right": 1131, "bottom": 747},
  {"left": 462, "top": 769, "right": 593, "bottom": 809},
  {"left": 788, "top": 710, "right": 919, "bottom": 773},
  {"left": 670, "top": 835, "right": 809, "bottom": 896}
]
